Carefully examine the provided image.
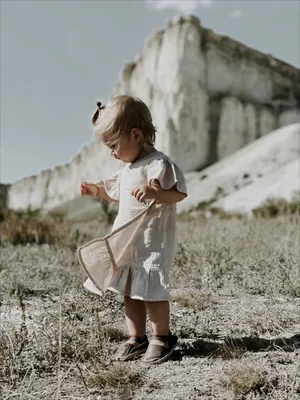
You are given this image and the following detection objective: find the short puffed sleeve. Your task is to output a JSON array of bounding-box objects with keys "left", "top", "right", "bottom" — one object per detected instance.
[
  {"left": 98, "top": 169, "right": 123, "bottom": 201},
  {"left": 147, "top": 157, "right": 187, "bottom": 196}
]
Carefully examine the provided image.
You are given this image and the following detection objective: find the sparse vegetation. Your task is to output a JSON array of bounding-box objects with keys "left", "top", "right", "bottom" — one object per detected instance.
[
  {"left": 253, "top": 197, "right": 300, "bottom": 218},
  {"left": 86, "top": 364, "right": 146, "bottom": 397},
  {"left": 173, "top": 289, "right": 212, "bottom": 311},
  {"left": 0, "top": 209, "right": 70, "bottom": 246},
  {"left": 179, "top": 192, "right": 300, "bottom": 221},
  {"left": 0, "top": 197, "right": 299, "bottom": 399}
]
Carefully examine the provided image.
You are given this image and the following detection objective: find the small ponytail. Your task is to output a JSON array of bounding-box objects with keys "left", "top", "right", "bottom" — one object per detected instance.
[{"left": 92, "top": 101, "right": 105, "bottom": 125}]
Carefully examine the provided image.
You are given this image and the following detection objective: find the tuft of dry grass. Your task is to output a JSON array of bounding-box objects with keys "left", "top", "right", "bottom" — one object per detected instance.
[
  {"left": 0, "top": 328, "right": 24, "bottom": 384},
  {"left": 85, "top": 363, "right": 146, "bottom": 397},
  {"left": 0, "top": 210, "right": 70, "bottom": 246},
  {"left": 216, "top": 337, "right": 247, "bottom": 360},
  {"left": 220, "top": 360, "right": 270, "bottom": 395},
  {"left": 102, "top": 326, "right": 128, "bottom": 342},
  {"left": 173, "top": 289, "right": 212, "bottom": 311}
]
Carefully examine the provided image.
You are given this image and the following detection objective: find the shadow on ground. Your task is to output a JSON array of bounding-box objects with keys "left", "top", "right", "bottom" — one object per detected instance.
[{"left": 171, "top": 334, "right": 300, "bottom": 361}]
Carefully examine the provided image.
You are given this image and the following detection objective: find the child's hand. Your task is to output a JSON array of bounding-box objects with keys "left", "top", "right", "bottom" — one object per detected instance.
[
  {"left": 132, "top": 185, "right": 157, "bottom": 203},
  {"left": 81, "top": 182, "right": 98, "bottom": 197}
]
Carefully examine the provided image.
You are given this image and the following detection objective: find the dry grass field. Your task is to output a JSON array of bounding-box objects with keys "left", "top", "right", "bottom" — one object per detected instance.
[{"left": 0, "top": 197, "right": 299, "bottom": 399}]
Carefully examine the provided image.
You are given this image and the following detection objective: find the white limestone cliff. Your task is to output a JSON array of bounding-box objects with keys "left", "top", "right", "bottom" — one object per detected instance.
[
  {"left": 113, "top": 16, "right": 299, "bottom": 169},
  {"left": 5, "top": 15, "right": 300, "bottom": 211},
  {"left": 178, "top": 123, "right": 300, "bottom": 214}
]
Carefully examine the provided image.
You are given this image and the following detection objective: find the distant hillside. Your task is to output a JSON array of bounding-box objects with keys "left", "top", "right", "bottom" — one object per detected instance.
[{"left": 179, "top": 123, "right": 300, "bottom": 214}]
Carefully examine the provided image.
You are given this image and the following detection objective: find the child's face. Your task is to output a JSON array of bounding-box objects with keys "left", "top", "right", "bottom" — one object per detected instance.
[{"left": 105, "top": 129, "right": 142, "bottom": 163}]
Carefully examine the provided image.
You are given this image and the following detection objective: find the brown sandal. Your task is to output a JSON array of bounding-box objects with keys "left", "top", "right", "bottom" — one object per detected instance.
[
  {"left": 143, "top": 331, "right": 178, "bottom": 364},
  {"left": 115, "top": 336, "right": 149, "bottom": 361}
]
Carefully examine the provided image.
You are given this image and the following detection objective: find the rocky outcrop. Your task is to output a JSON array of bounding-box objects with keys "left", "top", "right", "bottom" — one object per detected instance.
[
  {"left": 113, "top": 15, "right": 299, "bottom": 170},
  {"left": 7, "top": 143, "right": 123, "bottom": 211},
  {"left": 178, "top": 123, "right": 300, "bottom": 214},
  {"left": 6, "top": 15, "right": 300, "bottom": 211}
]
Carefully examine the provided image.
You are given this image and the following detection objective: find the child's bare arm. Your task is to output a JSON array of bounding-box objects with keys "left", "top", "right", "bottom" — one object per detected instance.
[
  {"left": 132, "top": 179, "right": 186, "bottom": 204},
  {"left": 95, "top": 185, "right": 119, "bottom": 202},
  {"left": 81, "top": 182, "right": 119, "bottom": 202},
  {"left": 150, "top": 179, "right": 186, "bottom": 204}
]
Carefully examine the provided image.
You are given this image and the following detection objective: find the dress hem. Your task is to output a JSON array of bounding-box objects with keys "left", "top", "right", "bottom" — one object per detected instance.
[{"left": 107, "top": 286, "right": 171, "bottom": 302}]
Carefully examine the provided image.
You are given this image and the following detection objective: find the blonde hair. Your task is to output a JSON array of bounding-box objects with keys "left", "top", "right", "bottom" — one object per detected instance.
[{"left": 92, "top": 95, "right": 156, "bottom": 146}]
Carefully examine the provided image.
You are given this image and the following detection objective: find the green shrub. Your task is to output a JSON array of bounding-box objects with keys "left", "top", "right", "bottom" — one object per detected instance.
[
  {"left": 253, "top": 198, "right": 300, "bottom": 218},
  {"left": 209, "top": 207, "right": 244, "bottom": 219}
]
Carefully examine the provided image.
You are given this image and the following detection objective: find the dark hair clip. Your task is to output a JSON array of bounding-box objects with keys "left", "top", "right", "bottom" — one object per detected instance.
[{"left": 97, "top": 101, "right": 105, "bottom": 110}]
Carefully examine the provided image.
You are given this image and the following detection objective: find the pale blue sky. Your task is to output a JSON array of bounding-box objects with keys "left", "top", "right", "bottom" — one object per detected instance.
[{"left": 1, "top": 0, "right": 299, "bottom": 184}]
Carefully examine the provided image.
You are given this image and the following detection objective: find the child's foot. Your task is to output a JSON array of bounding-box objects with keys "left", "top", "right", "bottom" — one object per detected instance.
[
  {"left": 115, "top": 336, "right": 149, "bottom": 361},
  {"left": 142, "top": 331, "right": 178, "bottom": 364}
]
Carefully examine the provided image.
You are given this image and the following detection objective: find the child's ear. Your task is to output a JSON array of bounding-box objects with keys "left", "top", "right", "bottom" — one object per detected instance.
[{"left": 131, "top": 128, "right": 143, "bottom": 142}]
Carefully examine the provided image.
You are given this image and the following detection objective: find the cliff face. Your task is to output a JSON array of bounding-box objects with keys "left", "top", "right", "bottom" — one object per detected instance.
[
  {"left": 7, "top": 142, "right": 122, "bottom": 211},
  {"left": 178, "top": 123, "right": 300, "bottom": 214},
  {"left": 7, "top": 15, "right": 300, "bottom": 211},
  {"left": 113, "top": 15, "right": 299, "bottom": 170}
]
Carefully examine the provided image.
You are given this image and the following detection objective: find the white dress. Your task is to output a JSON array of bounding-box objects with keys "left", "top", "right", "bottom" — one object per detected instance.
[{"left": 86, "top": 150, "right": 187, "bottom": 301}]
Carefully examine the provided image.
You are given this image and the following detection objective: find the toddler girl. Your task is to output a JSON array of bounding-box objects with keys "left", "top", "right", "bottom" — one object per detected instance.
[{"left": 80, "top": 95, "right": 187, "bottom": 364}]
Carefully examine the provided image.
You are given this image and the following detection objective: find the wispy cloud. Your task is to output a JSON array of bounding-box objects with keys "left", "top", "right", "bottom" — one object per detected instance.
[
  {"left": 230, "top": 9, "right": 242, "bottom": 19},
  {"left": 198, "top": 0, "right": 213, "bottom": 9},
  {"left": 145, "top": 0, "right": 213, "bottom": 13}
]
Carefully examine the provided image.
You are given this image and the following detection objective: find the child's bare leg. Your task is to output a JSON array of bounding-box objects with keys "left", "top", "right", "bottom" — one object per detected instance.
[
  {"left": 115, "top": 296, "right": 148, "bottom": 361},
  {"left": 143, "top": 301, "right": 177, "bottom": 363},
  {"left": 145, "top": 301, "right": 170, "bottom": 336},
  {"left": 124, "top": 296, "right": 147, "bottom": 339}
]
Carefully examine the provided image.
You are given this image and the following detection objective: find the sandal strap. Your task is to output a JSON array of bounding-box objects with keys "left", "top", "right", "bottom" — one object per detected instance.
[
  {"left": 127, "top": 335, "right": 148, "bottom": 344},
  {"left": 150, "top": 338, "right": 169, "bottom": 347},
  {"left": 152, "top": 330, "right": 172, "bottom": 343}
]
